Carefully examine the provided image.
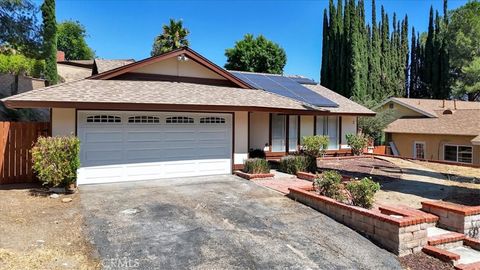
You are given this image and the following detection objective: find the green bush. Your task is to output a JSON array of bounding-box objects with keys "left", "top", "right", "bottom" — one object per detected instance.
[
  {"left": 345, "top": 133, "right": 369, "bottom": 156},
  {"left": 278, "top": 155, "right": 317, "bottom": 174},
  {"left": 243, "top": 158, "right": 270, "bottom": 174},
  {"left": 314, "top": 170, "right": 345, "bottom": 202},
  {"left": 31, "top": 136, "right": 80, "bottom": 187},
  {"left": 301, "top": 135, "right": 329, "bottom": 157},
  {"left": 346, "top": 177, "right": 380, "bottom": 209}
]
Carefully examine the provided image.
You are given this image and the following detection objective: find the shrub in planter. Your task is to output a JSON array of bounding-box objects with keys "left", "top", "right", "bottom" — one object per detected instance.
[
  {"left": 345, "top": 133, "right": 369, "bottom": 156},
  {"left": 31, "top": 136, "right": 80, "bottom": 191},
  {"left": 345, "top": 177, "right": 380, "bottom": 209},
  {"left": 301, "top": 135, "right": 329, "bottom": 157},
  {"left": 249, "top": 148, "right": 266, "bottom": 159},
  {"left": 314, "top": 170, "right": 345, "bottom": 202},
  {"left": 278, "top": 155, "right": 317, "bottom": 174},
  {"left": 243, "top": 158, "right": 270, "bottom": 174}
]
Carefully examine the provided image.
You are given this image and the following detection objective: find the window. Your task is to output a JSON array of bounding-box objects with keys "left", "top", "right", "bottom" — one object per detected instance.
[
  {"left": 200, "top": 117, "right": 225, "bottom": 124},
  {"left": 389, "top": 103, "right": 394, "bottom": 109},
  {"left": 315, "top": 116, "right": 338, "bottom": 150},
  {"left": 166, "top": 116, "right": 194, "bottom": 124},
  {"left": 128, "top": 116, "right": 160, "bottom": 123},
  {"left": 444, "top": 145, "right": 473, "bottom": 163},
  {"left": 414, "top": 142, "right": 425, "bottom": 159},
  {"left": 271, "top": 114, "right": 286, "bottom": 152},
  {"left": 86, "top": 115, "right": 121, "bottom": 123},
  {"left": 288, "top": 115, "right": 298, "bottom": 152}
]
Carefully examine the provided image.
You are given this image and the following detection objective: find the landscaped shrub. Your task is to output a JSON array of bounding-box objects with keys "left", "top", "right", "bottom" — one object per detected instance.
[
  {"left": 249, "top": 148, "right": 266, "bottom": 159},
  {"left": 345, "top": 177, "right": 380, "bottom": 209},
  {"left": 314, "top": 170, "right": 345, "bottom": 202},
  {"left": 345, "top": 133, "right": 369, "bottom": 156},
  {"left": 243, "top": 158, "right": 270, "bottom": 174},
  {"left": 278, "top": 155, "right": 317, "bottom": 174},
  {"left": 301, "top": 135, "right": 329, "bottom": 157},
  {"left": 31, "top": 136, "right": 81, "bottom": 187}
]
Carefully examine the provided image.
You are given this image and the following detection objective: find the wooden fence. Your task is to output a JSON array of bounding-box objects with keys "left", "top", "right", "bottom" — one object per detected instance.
[{"left": 0, "top": 122, "right": 50, "bottom": 184}]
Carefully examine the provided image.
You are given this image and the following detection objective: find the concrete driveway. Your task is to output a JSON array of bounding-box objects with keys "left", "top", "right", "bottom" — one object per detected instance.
[{"left": 79, "top": 175, "right": 401, "bottom": 270}]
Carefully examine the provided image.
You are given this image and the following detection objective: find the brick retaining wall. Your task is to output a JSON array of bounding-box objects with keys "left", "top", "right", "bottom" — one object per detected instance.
[
  {"left": 421, "top": 201, "right": 480, "bottom": 237},
  {"left": 289, "top": 187, "right": 438, "bottom": 256}
]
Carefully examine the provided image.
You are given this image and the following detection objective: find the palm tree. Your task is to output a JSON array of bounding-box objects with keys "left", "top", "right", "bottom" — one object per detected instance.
[{"left": 151, "top": 19, "right": 190, "bottom": 56}]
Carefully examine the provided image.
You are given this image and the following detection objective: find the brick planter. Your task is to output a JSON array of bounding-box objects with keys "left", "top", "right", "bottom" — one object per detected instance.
[
  {"left": 421, "top": 201, "right": 480, "bottom": 237},
  {"left": 296, "top": 172, "right": 316, "bottom": 181},
  {"left": 288, "top": 187, "right": 438, "bottom": 256},
  {"left": 234, "top": 171, "right": 274, "bottom": 180}
]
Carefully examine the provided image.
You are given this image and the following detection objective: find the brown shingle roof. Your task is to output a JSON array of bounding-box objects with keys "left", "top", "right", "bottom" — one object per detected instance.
[
  {"left": 385, "top": 109, "right": 480, "bottom": 137},
  {"left": 385, "top": 97, "right": 480, "bottom": 117},
  {"left": 94, "top": 59, "right": 135, "bottom": 74},
  {"left": 2, "top": 79, "right": 320, "bottom": 112},
  {"left": 304, "top": 84, "right": 375, "bottom": 115}
]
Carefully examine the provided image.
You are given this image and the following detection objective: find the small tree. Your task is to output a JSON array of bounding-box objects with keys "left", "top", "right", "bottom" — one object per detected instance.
[
  {"left": 346, "top": 177, "right": 380, "bottom": 209},
  {"left": 345, "top": 133, "right": 369, "bottom": 156},
  {"left": 314, "top": 170, "right": 345, "bottom": 202},
  {"left": 358, "top": 110, "right": 395, "bottom": 145},
  {"left": 151, "top": 19, "right": 189, "bottom": 56},
  {"left": 224, "top": 34, "right": 287, "bottom": 74},
  {"left": 301, "top": 135, "right": 329, "bottom": 157}
]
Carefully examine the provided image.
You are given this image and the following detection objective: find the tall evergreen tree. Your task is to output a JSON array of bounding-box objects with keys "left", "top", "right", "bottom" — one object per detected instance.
[
  {"left": 41, "top": 0, "right": 58, "bottom": 85},
  {"left": 320, "top": 9, "right": 330, "bottom": 87}
]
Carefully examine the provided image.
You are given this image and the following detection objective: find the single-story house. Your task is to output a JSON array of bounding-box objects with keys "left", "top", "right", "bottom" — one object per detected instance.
[
  {"left": 378, "top": 97, "right": 480, "bottom": 165},
  {"left": 2, "top": 48, "right": 373, "bottom": 184}
]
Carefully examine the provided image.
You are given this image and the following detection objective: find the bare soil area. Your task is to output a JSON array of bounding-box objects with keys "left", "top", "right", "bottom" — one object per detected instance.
[
  {"left": 0, "top": 184, "right": 99, "bottom": 270},
  {"left": 412, "top": 160, "right": 480, "bottom": 183}
]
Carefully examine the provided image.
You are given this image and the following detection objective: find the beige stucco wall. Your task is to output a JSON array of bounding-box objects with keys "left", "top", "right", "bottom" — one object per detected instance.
[
  {"left": 341, "top": 116, "right": 357, "bottom": 146},
  {"left": 379, "top": 101, "right": 425, "bottom": 120},
  {"left": 52, "top": 108, "right": 76, "bottom": 136},
  {"left": 134, "top": 57, "right": 225, "bottom": 79},
  {"left": 390, "top": 133, "right": 480, "bottom": 164},
  {"left": 249, "top": 112, "right": 269, "bottom": 151},
  {"left": 300, "top": 115, "right": 314, "bottom": 142},
  {"left": 234, "top": 111, "right": 249, "bottom": 165}
]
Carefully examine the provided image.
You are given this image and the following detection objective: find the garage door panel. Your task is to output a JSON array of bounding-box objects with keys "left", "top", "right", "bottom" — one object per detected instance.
[
  {"left": 85, "top": 131, "right": 123, "bottom": 143},
  {"left": 77, "top": 111, "right": 232, "bottom": 184}
]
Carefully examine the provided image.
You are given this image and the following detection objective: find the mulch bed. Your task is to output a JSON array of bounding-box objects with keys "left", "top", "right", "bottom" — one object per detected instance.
[{"left": 399, "top": 253, "right": 454, "bottom": 270}]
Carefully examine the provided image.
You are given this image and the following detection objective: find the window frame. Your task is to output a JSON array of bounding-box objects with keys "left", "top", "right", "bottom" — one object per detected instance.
[
  {"left": 443, "top": 144, "right": 473, "bottom": 164},
  {"left": 200, "top": 117, "right": 226, "bottom": 124},
  {"left": 86, "top": 115, "right": 122, "bottom": 123},
  {"left": 128, "top": 115, "right": 160, "bottom": 124},
  {"left": 413, "top": 141, "right": 426, "bottom": 159},
  {"left": 165, "top": 116, "right": 195, "bottom": 124}
]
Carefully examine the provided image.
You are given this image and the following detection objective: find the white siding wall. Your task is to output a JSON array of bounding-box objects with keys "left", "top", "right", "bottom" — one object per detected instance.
[
  {"left": 234, "top": 111, "right": 248, "bottom": 165},
  {"left": 249, "top": 112, "right": 269, "bottom": 151},
  {"left": 52, "top": 108, "right": 76, "bottom": 136},
  {"left": 341, "top": 116, "right": 357, "bottom": 147}
]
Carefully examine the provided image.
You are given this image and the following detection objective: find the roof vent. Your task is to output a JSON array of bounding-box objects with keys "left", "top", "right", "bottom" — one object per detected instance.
[{"left": 443, "top": 109, "right": 453, "bottom": 115}]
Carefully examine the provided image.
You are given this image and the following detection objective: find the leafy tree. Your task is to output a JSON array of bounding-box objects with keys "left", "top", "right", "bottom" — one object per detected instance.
[
  {"left": 358, "top": 109, "right": 395, "bottom": 144},
  {"left": 0, "top": 0, "right": 41, "bottom": 57},
  {"left": 151, "top": 18, "right": 189, "bottom": 56},
  {"left": 224, "top": 34, "right": 287, "bottom": 74},
  {"left": 40, "top": 0, "right": 57, "bottom": 85},
  {"left": 57, "top": 20, "right": 94, "bottom": 60},
  {"left": 447, "top": 0, "right": 480, "bottom": 100}
]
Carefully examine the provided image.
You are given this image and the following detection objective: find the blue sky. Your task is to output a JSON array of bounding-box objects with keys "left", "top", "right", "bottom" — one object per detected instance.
[{"left": 46, "top": 0, "right": 468, "bottom": 81}]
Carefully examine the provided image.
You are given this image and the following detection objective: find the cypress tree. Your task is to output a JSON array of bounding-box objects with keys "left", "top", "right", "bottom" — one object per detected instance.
[
  {"left": 41, "top": 0, "right": 58, "bottom": 85},
  {"left": 320, "top": 9, "right": 329, "bottom": 86},
  {"left": 423, "top": 6, "right": 435, "bottom": 97}
]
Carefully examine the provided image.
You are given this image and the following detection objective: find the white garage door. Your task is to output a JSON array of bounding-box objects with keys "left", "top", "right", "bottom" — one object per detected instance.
[{"left": 77, "top": 111, "right": 232, "bottom": 184}]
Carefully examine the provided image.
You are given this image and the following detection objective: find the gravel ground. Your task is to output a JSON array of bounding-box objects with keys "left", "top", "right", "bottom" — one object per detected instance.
[
  {"left": 0, "top": 184, "right": 99, "bottom": 270},
  {"left": 399, "top": 253, "right": 454, "bottom": 270}
]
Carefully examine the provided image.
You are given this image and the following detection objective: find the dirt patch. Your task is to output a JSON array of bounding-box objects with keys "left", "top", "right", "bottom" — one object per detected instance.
[
  {"left": 317, "top": 156, "right": 402, "bottom": 181},
  {"left": 399, "top": 252, "right": 454, "bottom": 270},
  {"left": 412, "top": 160, "right": 480, "bottom": 184},
  {"left": 0, "top": 184, "right": 99, "bottom": 270}
]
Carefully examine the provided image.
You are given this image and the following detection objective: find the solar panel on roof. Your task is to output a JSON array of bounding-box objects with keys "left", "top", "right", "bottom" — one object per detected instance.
[
  {"left": 288, "top": 76, "right": 317, "bottom": 85},
  {"left": 230, "top": 71, "right": 338, "bottom": 108}
]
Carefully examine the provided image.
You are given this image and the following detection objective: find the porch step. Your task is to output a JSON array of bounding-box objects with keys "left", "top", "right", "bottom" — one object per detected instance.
[
  {"left": 448, "top": 246, "right": 480, "bottom": 266},
  {"left": 427, "top": 227, "right": 466, "bottom": 248}
]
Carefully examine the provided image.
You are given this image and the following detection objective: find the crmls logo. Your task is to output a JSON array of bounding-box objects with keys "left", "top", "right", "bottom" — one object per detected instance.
[{"left": 102, "top": 257, "right": 140, "bottom": 269}]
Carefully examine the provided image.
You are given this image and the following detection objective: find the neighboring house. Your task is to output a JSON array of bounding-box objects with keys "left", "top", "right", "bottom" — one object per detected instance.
[
  {"left": 2, "top": 48, "right": 374, "bottom": 185},
  {"left": 377, "top": 97, "right": 480, "bottom": 165}
]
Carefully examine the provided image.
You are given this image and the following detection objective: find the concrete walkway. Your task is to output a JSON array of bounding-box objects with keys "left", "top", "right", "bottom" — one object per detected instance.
[
  {"left": 375, "top": 157, "right": 452, "bottom": 208},
  {"left": 252, "top": 170, "right": 313, "bottom": 194}
]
